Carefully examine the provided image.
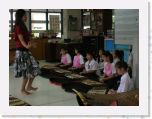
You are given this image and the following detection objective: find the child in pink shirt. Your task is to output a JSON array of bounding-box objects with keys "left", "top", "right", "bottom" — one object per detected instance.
[
  {"left": 102, "top": 51, "right": 113, "bottom": 77},
  {"left": 68, "top": 49, "right": 84, "bottom": 72},
  {"left": 57, "top": 48, "right": 72, "bottom": 68},
  {"left": 72, "top": 49, "right": 84, "bottom": 68}
]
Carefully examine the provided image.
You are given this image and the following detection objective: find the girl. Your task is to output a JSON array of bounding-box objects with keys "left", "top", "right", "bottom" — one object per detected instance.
[
  {"left": 80, "top": 52, "right": 98, "bottom": 80},
  {"left": 96, "top": 49, "right": 104, "bottom": 76},
  {"left": 102, "top": 51, "right": 113, "bottom": 77},
  {"left": 14, "top": 9, "right": 41, "bottom": 95},
  {"left": 100, "top": 50, "right": 124, "bottom": 89},
  {"left": 58, "top": 48, "right": 72, "bottom": 68},
  {"left": 109, "top": 61, "right": 134, "bottom": 94},
  {"left": 112, "top": 50, "right": 123, "bottom": 74},
  {"left": 71, "top": 49, "right": 84, "bottom": 69}
]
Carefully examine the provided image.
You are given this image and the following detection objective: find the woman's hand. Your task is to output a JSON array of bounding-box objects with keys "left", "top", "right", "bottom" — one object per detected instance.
[
  {"left": 30, "top": 40, "right": 37, "bottom": 48},
  {"left": 26, "top": 42, "right": 32, "bottom": 49}
]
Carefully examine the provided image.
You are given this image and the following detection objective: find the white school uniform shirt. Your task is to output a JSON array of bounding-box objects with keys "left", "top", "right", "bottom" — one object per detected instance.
[
  {"left": 96, "top": 58, "right": 104, "bottom": 76},
  {"left": 66, "top": 53, "right": 72, "bottom": 64},
  {"left": 128, "top": 52, "right": 133, "bottom": 69},
  {"left": 98, "top": 58, "right": 104, "bottom": 70},
  {"left": 79, "top": 55, "right": 85, "bottom": 64},
  {"left": 85, "top": 59, "right": 98, "bottom": 72},
  {"left": 117, "top": 72, "right": 134, "bottom": 93},
  {"left": 112, "top": 58, "right": 120, "bottom": 74},
  {"left": 61, "top": 53, "right": 72, "bottom": 64}
]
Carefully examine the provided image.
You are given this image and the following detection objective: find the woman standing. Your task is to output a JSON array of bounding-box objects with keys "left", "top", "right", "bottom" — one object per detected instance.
[{"left": 14, "top": 9, "right": 41, "bottom": 95}]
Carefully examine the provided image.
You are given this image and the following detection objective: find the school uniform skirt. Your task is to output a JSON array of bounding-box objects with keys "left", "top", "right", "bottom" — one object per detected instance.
[{"left": 14, "top": 49, "right": 41, "bottom": 79}]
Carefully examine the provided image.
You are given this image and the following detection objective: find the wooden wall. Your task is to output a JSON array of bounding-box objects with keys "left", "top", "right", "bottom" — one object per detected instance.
[{"left": 9, "top": 38, "right": 48, "bottom": 64}]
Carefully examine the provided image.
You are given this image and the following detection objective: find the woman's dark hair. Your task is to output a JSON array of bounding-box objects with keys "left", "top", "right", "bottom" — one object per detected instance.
[
  {"left": 115, "top": 61, "right": 128, "bottom": 70},
  {"left": 14, "top": 9, "right": 28, "bottom": 32},
  {"left": 102, "top": 51, "right": 113, "bottom": 63}
]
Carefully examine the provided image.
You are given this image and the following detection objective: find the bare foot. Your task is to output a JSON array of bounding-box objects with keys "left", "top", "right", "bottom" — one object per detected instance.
[
  {"left": 21, "top": 90, "right": 31, "bottom": 95},
  {"left": 26, "top": 87, "right": 38, "bottom": 91}
]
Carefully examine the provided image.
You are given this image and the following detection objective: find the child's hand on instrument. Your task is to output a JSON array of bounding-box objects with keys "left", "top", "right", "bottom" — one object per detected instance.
[
  {"left": 80, "top": 71, "right": 87, "bottom": 75},
  {"left": 60, "top": 65, "right": 65, "bottom": 67},
  {"left": 108, "top": 89, "right": 116, "bottom": 94}
]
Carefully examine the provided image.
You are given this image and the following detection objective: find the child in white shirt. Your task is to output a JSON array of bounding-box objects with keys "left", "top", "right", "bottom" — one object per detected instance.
[
  {"left": 96, "top": 49, "right": 104, "bottom": 76},
  {"left": 80, "top": 52, "right": 98, "bottom": 80},
  {"left": 100, "top": 50, "right": 123, "bottom": 90},
  {"left": 109, "top": 61, "right": 134, "bottom": 94}
]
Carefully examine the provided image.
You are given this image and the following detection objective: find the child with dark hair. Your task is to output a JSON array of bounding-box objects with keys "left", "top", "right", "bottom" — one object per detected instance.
[
  {"left": 96, "top": 49, "right": 105, "bottom": 76},
  {"left": 80, "top": 52, "right": 98, "bottom": 80},
  {"left": 109, "top": 61, "right": 134, "bottom": 94},
  {"left": 57, "top": 48, "right": 72, "bottom": 68},
  {"left": 102, "top": 51, "right": 113, "bottom": 77},
  {"left": 100, "top": 50, "right": 124, "bottom": 90},
  {"left": 69, "top": 49, "right": 84, "bottom": 71},
  {"left": 112, "top": 50, "right": 123, "bottom": 74}
]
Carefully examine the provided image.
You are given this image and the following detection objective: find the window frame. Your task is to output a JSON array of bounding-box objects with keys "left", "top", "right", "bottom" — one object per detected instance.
[{"left": 9, "top": 9, "right": 63, "bottom": 38}]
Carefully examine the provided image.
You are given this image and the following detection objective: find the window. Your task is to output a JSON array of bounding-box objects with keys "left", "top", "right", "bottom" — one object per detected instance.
[
  {"left": 9, "top": 13, "right": 11, "bottom": 33},
  {"left": 48, "top": 13, "right": 61, "bottom": 38},
  {"left": 31, "top": 13, "right": 46, "bottom": 21},
  {"left": 32, "top": 23, "right": 46, "bottom": 30},
  {"left": 13, "top": 12, "right": 16, "bottom": 21},
  {"left": 9, "top": 9, "right": 63, "bottom": 38},
  {"left": 31, "top": 13, "right": 46, "bottom": 31}
]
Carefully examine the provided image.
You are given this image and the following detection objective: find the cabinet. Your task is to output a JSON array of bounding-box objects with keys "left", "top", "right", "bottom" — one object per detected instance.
[
  {"left": 45, "top": 43, "right": 83, "bottom": 62},
  {"left": 29, "top": 38, "right": 48, "bottom": 60},
  {"left": 82, "top": 9, "right": 113, "bottom": 36},
  {"left": 81, "top": 9, "right": 113, "bottom": 57},
  {"left": 82, "top": 36, "right": 104, "bottom": 58},
  {"left": 9, "top": 40, "right": 16, "bottom": 65},
  {"left": 9, "top": 38, "right": 48, "bottom": 64}
]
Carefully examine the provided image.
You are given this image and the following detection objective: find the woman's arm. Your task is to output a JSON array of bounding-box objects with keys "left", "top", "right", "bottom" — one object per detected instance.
[{"left": 18, "top": 34, "right": 31, "bottom": 49}]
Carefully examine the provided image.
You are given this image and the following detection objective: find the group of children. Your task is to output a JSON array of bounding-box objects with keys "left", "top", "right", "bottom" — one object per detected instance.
[{"left": 57, "top": 48, "right": 134, "bottom": 94}]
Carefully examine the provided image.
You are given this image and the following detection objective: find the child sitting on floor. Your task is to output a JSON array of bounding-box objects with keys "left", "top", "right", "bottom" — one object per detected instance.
[
  {"left": 96, "top": 49, "right": 105, "bottom": 76},
  {"left": 112, "top": 50, "right": 123, "bottom": 74},
  {"left": 102, "top": 51, "right": 113, "bottom": 78},
  {"left": 80, "top": 52, "right": 98, "bottom": 80},
  {"left": 109, "top": 61, "right": 134, "bottom": 94},
  {"left": 69, "top": 49, "right": 84, "bottom": 71},
  {"left": 100, "top": 50, "right": 123, "bottom": 90},
  {"left": 57, "top": 48, "right": 72, "bottom": 68}
]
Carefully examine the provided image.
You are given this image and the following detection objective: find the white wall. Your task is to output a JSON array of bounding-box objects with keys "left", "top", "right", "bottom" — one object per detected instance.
[
  {"left": 114, "top": 9, "right": 139, "bottom": 88},
  {"left": 62, "top": 9, "right": 81, "bottom": 40}
]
